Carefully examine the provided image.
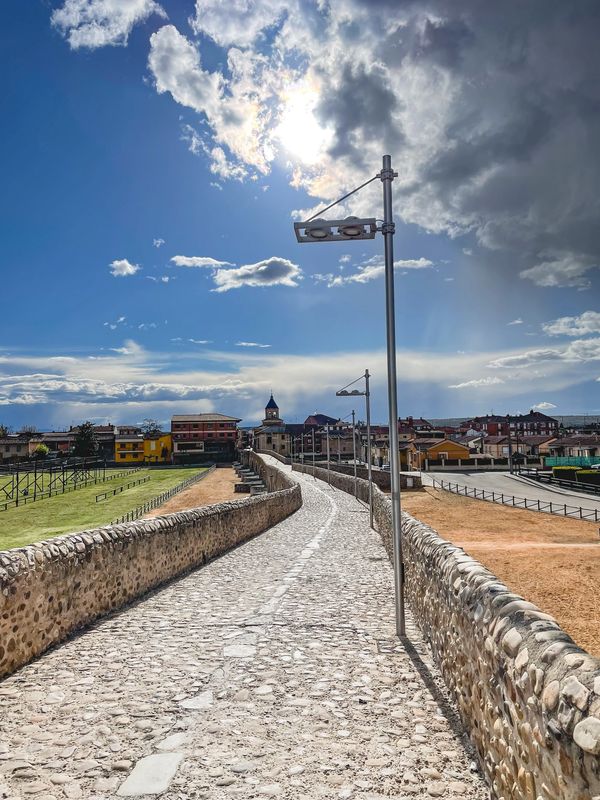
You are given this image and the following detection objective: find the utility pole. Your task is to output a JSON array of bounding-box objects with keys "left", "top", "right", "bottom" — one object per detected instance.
[
  {"left": 365, "top": 369, "right": 373, "bottom": 529},
  {"left": 382, "top": 154, "right": 405, "bottom": 637},
  {"left": 352, "top": 409, "right": 357, "bottom": 497}
]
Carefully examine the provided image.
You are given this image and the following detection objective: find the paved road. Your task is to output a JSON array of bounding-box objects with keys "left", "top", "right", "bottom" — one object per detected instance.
[
  {"left": 0, "top": 458, "right": 486, "bottom": 799},
  {"left": 423, "top": 471, "right": 600, "bottom": 514}
]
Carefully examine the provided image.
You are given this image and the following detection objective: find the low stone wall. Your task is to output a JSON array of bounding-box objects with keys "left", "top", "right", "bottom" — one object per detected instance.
[
  {"left": 0, "top": 457, "right": 301, "bottom": 679},
  {"left": 293, "top": 462, "right": 600, "bottom": 799}
]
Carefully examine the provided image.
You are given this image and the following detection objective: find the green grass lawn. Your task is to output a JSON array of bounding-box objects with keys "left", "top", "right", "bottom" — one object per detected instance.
[{"left": 0, "top": 468, "right": 204, "bottom": 550}]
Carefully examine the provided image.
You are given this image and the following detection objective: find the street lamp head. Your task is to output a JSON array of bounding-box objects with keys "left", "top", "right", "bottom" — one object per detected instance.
[
  {"left": 305, "top": 219, "right": 332, "bottom": 240},
  {"left": 338, "top": 217, "right": 365, "bottom": 237},
  {"left": 294, "top": 217, "right": 377, "bottom": 243}
]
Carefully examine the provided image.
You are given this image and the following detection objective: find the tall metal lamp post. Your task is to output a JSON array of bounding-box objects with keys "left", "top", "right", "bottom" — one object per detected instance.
[
  {"left": 336, "top": 370, "right": 373, "bottom": 527},
  {"left": 295, "top": 155, "right": 405, "bottom": 637}
]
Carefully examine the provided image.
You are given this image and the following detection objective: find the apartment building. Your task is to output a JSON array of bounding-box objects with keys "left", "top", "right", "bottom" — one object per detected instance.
[{"left": 171, "top": 413, "right": 241, "bottom": 463}]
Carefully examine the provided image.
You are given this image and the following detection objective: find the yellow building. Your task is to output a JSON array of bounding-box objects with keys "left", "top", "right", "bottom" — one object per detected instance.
[
  {"left": 114, "top": 431, "right": 144, "bottom": 463},
  {"left": 144, "top": 433, "right": 172, "bottom": 463},
  {"left": 409, "top": 438, "right": 470, "bottom": 470}
]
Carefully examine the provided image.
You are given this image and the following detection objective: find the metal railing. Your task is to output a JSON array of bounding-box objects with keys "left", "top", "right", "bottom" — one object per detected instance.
[
  {"left": 110, "top": 465, "right": 215, "bottom": 524},
  {"left": 432, "top": 478, "right": 599, "bottom": 522},
  {"left": 520, "top": 469, "right": 600, "bottom": 497},
  {"left": 95, "top": 475, "right": 150, "bottom": 502}
]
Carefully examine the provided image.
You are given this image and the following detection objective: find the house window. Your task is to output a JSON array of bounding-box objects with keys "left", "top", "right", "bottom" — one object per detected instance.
[{"left": 150, "top": 441, "right": 156, "bottom": 450}]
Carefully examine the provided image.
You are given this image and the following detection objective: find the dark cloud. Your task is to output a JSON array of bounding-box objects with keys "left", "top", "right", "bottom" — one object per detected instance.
[{"left": 314, "top": 62, "right": 403, "bottom": 163}]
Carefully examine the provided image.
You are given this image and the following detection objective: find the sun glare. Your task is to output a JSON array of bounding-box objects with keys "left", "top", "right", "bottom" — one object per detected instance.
[{"left": 275, "top": 85, "right": 333, "bottom": 165}]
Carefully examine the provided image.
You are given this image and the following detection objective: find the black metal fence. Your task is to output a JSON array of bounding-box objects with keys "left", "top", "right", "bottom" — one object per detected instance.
[
  {"left": 110, "top": 465, "right": 216, "bottom": 525},
  {"left": 431, "top": 478, "right": 600, "bottom": 522},
  {"left": 520, "top": 469, "right": 600, "bottom": 497},
  {"left": 95, "top": 475, "right": 150, "bottom": 502}
]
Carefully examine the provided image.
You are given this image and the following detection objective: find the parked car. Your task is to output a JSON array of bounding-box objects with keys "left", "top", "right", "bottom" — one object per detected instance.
[
  {"left": 591, "top": 463, "right": 600, "bottom": 470},
  {"left": 382, "top": 464, "right": 390, "bottom": 471}
]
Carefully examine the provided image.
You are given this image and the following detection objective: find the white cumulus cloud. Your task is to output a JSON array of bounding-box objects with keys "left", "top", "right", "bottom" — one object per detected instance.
[
  {"left": 51, "top": 0, "right": 166, "bottom": 49},
  {"left": 542, "top": 311, "right": 600, "bottom": 337},
  {"left": 212, "top": 257, "right": 302, "bottom": 293},
  {"left": 533, "top": 402, "right": 557, "bottom": 410},
  {"left": 520, "top": 256, "right": 599, "bottom": 290},
  {"left": 109, "top": 258, "right": 141, "bottom": 277}
]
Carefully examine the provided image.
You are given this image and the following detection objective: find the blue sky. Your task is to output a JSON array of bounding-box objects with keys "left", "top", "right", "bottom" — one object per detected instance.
[{"left": 1, "top": 0, "right": 599, "bottom": 430}]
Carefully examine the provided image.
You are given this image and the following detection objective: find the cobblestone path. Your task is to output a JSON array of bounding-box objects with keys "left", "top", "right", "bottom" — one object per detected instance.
[{"left": 0, "top": 459, "right": 489, "bottom": 800}]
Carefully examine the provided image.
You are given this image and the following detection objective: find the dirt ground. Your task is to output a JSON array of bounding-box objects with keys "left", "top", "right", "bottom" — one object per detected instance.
[
  {"left": 402, "top": 487, "right": 600, "bottom": 657},
  {"left": 145, "top": 468, "right": 238, "bottom": 517}
]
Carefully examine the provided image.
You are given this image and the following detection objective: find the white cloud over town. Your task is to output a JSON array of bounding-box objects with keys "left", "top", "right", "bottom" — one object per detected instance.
[{"left": 0, "top": 335, "right": 597, "bottom": 423}]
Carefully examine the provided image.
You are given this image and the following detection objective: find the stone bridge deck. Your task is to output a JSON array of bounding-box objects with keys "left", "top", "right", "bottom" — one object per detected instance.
[{"left": 0, "top": 458, "right": 488, "bottom": 799}]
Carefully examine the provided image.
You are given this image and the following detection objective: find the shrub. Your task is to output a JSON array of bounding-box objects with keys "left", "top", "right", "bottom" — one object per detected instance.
[
  {"left": 552, "top": 466, "right": 578, "bottom": 480},
  {"left": 576, "top": 470, "right": 600, "bottom": 486}
]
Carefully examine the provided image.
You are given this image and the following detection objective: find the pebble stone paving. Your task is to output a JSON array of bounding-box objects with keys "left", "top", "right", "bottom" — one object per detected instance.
[{"left": 0, "top": 458, "right": 489, "bottom": 800}]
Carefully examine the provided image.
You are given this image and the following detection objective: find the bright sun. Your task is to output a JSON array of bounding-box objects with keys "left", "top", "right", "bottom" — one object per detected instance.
[{"left": 275, "top": 84, "right": 333, "bottom": 165}]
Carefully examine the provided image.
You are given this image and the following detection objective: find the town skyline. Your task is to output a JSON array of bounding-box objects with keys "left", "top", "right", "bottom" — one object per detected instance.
[{"left": 2, "top": 1, "right": 599, "bottom": 429}]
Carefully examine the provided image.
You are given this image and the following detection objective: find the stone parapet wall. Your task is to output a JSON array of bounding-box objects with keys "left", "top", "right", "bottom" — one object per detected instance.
[
  {"left": 0, "top": 457, "right": 301, "bottom": 679},
  {"left": 292, "top": 461, "right": 419, "bottom": 491},
  {"left": 293, "top": 462, "right": 600, "bottom": 799}
]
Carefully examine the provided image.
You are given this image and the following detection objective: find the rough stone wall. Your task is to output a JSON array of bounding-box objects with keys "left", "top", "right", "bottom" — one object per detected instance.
[
  {"left": 293, "top": 462, "right": 600, "bottom": 799},
  {"left": 0, "top": 458, "right": 301, "bottom": 679}
]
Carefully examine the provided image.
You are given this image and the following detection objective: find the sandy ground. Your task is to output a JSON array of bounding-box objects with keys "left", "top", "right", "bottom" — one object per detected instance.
[
  {"left": 145, "top": 468, "right": 239, "bottom": 517},
  {"left": 402, "top": 487, "right": 600, "bottom": 657}
]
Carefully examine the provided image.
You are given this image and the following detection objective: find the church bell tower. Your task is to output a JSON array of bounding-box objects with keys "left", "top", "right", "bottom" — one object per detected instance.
[{"left": 263, "top": 394, "right": 282, "bottom": 425}]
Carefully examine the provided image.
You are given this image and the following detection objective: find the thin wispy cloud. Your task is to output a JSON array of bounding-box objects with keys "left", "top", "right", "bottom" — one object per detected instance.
[
  {"left": 235, "top": 341, "right": 271, "bottom": 348},
  {"left": 449, "top": 376, "right": 504, "bottom": 390},
  {"left": 171, "top": 255, "right": 233, "bottom": 268},
  {"left": 153, "top": 238, "right": 165, "bottom": 248},
  {"left": 507, "top": 319, "right": 523, "bottom": 326},
  {"left": 104, "top": 316, "right": 126, "bottom": 330},
  {"left": 315, "top": 257, "right": 433, "bottom": 288}
]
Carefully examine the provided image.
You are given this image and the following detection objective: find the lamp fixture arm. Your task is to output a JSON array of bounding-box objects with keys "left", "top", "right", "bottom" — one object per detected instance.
[{"left": 305, "top": 174, "right": 380, "bottom": 223}]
